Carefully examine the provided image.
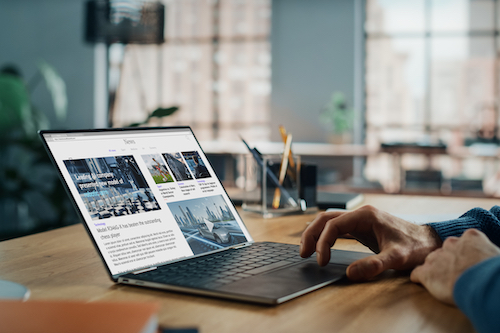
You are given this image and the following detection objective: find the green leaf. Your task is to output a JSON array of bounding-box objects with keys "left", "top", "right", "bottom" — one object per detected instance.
[
  {"left": 125, "top": 106, "right": 179, "bottom": 127},
  {"left": 38, "top": 60, "right": 67, "bottom": 122},
  {"left": 0, "top": 74, "right": 33, "bottom": 136},
  {"left": 149, "top": 106, "right": 179, "bottom": 119}
]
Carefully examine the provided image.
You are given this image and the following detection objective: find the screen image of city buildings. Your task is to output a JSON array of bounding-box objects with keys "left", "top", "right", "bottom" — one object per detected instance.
[
  {"left": 141, "top": 153, "right": 175, "bottom": 184},
  {"left": 167, "top": 195, "right": 247, "bottom": 255},
  {"left": 163, "top": 152, "right": 194, "bottom": 181},
  {"left": 181, "top": 151, "right": 211, "bottom": 179},
  {"left": 64, "top": 156, "right": 161, "bottom": 220}
]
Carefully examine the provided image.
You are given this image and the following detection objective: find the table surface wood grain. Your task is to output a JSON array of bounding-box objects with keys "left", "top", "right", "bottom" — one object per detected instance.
[{"left": 1, "top": 193, "right": 498, "bottom": 333}]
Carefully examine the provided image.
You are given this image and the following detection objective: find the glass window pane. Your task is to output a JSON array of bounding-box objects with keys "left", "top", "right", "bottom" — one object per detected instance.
[
  {"left": 466, "top": 37, "right": 497, "bottom": 139},
  {"left": 430, "top": 37, "right": 496, "bottom": 130},
  {"left": 431, "top": 0, "right": 469, "bottom": 32},
  {"left": 112, "top": 0, "right": 272, "bottom": 141},
  {"left": 366, "top": 37, "right": 426, "bottom": 129},
  {"left": 366, "top": 0, "right": 425, "bottom": 34},
  {"left": 470, "top": 0, "right": 495, "bottom": 31},
  {"left": 217, "top": 40, "right": 271, "bottom": 141}
]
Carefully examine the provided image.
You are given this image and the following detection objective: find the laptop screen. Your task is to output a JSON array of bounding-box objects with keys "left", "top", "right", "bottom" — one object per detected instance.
[{"left": 41, "top": 127, "right": 252, "bottom": 276}]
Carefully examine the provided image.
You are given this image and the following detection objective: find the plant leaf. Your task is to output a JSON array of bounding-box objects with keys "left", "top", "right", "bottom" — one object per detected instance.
[
  {"left": 149, "top": 106, "right": 179, "bottom": 119},
  {"left": 38, "top": 60, "right": 67, "bottom": 122}
]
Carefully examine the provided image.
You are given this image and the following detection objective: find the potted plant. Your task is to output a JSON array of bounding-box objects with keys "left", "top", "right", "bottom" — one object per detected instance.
[
  {"left": 0, "top": 61, "right": 77, "bottom": 240},
  {"left": 319, "top": 91, "right": 354, "bottom": 144}
]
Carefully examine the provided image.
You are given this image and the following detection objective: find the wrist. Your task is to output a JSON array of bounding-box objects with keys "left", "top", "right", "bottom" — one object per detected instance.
[{"left": 424, "top": 225, "right": 443, "bottom": 250}]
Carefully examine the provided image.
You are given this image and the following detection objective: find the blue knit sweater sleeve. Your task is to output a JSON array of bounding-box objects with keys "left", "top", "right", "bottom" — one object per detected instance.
[
  {"left": 453, "top": 257, "right": 500, "bottom": 333},
  {"left": 428, "top": 206, "right": 500, "bottom": 246}
]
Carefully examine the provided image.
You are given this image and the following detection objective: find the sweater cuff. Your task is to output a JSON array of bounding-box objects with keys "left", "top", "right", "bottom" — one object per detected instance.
[{"left": 428, "top": 215, "right": 480, "bottom": 241}]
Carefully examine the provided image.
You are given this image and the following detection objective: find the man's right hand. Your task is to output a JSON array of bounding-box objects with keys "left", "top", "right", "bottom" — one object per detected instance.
[{"left": 300, "top": 205, "right": 443, "bottom": 281}]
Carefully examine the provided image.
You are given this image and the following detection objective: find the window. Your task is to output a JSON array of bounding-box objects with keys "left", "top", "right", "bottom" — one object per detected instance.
[
  {"left": 365, "top": 0, "right": 500, "bottom": 192},
  {"left": 110, "top": 0, "right": 272, "bottom": 142}
]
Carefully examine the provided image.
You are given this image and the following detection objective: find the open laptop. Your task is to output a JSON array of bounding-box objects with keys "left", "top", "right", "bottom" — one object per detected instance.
[{"left": 39, "top": 127, "right": 370, "bottom": 305}]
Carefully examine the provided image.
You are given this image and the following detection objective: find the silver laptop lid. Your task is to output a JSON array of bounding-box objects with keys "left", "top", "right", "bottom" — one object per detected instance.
[{"left": 39, "top": 127, "right": 253, "bottom": 279}]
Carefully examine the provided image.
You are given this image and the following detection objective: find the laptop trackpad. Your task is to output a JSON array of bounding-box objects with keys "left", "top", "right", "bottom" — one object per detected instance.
[{"left": 218, "top": 260, "right": 347, "bottom": 301}]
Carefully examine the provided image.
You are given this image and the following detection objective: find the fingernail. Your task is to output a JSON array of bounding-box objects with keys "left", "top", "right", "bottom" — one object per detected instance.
[
  {"left": 347, "top": 264, "right": 359, "bottom": 279},
  {"left": 317, "top": 252, "right": 321, "bottom": 264}
]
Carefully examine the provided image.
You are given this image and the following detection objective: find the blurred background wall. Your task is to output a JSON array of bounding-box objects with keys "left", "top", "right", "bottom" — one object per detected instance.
[
  {"left": 270, "top": 0, "right": 358, "bottom": 143},
  {"left": 0, "top": 0, "right": 95, "bottom": 129}
]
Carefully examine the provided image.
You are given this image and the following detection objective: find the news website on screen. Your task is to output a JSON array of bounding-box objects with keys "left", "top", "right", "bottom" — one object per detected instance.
[{"left": 43, "top": 129, "right": 251, "bottom": 275}]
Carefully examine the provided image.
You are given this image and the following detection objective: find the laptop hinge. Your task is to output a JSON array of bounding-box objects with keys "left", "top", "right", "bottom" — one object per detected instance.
[
  {"left": 132, "top": 266, "right": 157, "bottom": 275},
  {"left": 232, "top": 243, "right": 252, "bottom": 250}
]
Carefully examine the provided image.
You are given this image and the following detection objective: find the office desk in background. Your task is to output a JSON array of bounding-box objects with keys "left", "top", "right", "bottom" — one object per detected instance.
[
  {"left": 380, "top": 143, "right": 500, "bottom": 194},
  {"left": 1, "top": 194, "right": 498, "bottom": 333}
]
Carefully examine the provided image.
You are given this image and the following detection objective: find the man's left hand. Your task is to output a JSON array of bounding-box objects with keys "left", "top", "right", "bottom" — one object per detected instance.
[{"left": 410, "top": 229, "right": 500, "bottom": 305}]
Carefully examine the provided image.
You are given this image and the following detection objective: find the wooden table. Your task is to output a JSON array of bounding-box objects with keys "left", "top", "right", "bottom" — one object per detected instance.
[{"left": 1, "top": 194, "right": 498, "bottom": 333}]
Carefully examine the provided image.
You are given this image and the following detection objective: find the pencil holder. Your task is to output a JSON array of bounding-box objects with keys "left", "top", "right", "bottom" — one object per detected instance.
[{"left": 242, "top": 154, "right": 303, "bottom": 218}]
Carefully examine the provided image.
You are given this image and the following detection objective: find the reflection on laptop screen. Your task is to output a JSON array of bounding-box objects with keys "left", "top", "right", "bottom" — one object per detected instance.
[{"left": 42, "top": 128, "right": 252, "bottom": 276}]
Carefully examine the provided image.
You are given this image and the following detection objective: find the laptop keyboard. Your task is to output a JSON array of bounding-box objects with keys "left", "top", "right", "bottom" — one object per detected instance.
[{"left": 130, "top": 242, "right": 308, "bottom": 289}]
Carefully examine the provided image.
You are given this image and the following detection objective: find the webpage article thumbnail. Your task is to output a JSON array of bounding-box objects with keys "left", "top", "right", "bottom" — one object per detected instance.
[
  {"left": 167, "top": 195, "right": 247, "bottom": 255},
  {"left": 64, "top": 155, "right": 161, "bottom": 220},
  {"left": 141, "top": 153, "right": 175, "bottom": 184},
  {"left": 162, "top": 152, "right": 193, "bottom": 181},
  {"left": 181, "top": 151, "right": 211, "bottom": 179}
]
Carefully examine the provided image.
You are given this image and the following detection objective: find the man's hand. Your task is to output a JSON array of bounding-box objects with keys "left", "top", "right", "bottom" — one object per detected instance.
[
  {"left": 410, "top": 229, "right": 500, "bottom": 305},
  {"left": 300, "top": 205, "right": 442, "bottom": 281}
]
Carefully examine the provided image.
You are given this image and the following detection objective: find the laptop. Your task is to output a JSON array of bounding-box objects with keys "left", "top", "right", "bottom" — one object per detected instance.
[{"left": 39, "top": 127, "right": 370, "bottom": 305}]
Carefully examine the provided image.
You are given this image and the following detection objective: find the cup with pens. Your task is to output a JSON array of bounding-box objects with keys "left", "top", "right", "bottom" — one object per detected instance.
[{"left": 240, "top": 127, "right": 305, "bottom": 218}]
